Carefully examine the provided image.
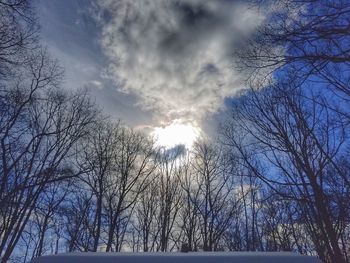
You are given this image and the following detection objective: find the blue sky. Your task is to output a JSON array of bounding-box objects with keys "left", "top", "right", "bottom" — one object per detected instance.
[{"left": 37, "top": 0, "right": 264, "bottom": 139}]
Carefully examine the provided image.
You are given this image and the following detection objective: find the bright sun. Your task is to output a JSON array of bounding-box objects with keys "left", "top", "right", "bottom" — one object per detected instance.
[{"left": 151, "top": 120, "right": 201, "bottom": 149}]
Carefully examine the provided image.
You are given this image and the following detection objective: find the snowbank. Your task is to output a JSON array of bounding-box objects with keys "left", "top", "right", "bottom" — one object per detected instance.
[{"left": 32, "top": 251, "right": 321, "bottom": 263}]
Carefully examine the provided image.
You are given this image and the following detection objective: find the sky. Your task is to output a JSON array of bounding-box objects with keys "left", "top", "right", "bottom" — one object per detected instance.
[{"left": 37, "top": 0, "right": 264, "bottom": 148}]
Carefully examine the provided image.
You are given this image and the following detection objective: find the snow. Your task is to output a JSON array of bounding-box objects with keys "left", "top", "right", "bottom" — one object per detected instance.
[{"left": 31, "top": 252, "right": 321, "bottom": 263}]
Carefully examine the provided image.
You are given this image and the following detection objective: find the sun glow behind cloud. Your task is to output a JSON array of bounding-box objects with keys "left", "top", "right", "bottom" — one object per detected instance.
[
  {"left": 151, "top": 120, "right": 201, "bottom": 149},
  {"left": 96, "top": 0, "right": 264, "bottom": 123},
  {"left": 93, "top": 0, "right": 265, "bottom": 144}
]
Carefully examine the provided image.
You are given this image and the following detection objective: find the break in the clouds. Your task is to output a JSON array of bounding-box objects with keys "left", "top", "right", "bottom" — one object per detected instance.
[{"left": 95, "top": 0, "right": 263, "bottom": 123}]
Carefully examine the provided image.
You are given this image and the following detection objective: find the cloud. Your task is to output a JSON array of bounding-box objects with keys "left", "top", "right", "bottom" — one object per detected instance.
[
  {"left": 89, "top": 80, "right": 104, "bottom": 89},
  {"left": 95, "top": 0, "right": 263, "bottom": 123}
]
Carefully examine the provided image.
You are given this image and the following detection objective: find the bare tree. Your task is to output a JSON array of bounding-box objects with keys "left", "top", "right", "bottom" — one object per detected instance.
[
  {"left": 25, "top": 180, "right": 72, "bottom": 259},
  {"left": 153, "top": 147, "right": 183, "bottom": 252},
  {"left": 104, "top": 127, "right": 155, "bottom": 252},
  {"left": 0, "top": 49, "right": 97, "bottom": 262},
  {"left": 0, "top": 0, "right": 38, "bottom": 78},
  {"left": 188, "top": 141, "right": 239, "bottom": 251},
  {"left": 74, "top": 120, "right": 120, "bottom": 252},
  {"left": 235, "top": 0, "right": 350, "bottom": 124},
  {"left": 177, "top": 153, "right": 201, "bottom": 252},
  {"left": 133, "top": 174, "right": 159, "bottom": 252},
  {"left": 63, "top": 188, "right": 95, "bottom": 252},
  {"left": 220, "top": 84, "right": 349, "bottom": 263},
  {"left": 238, "top": 1, "right": 350, "bottom": 84}
]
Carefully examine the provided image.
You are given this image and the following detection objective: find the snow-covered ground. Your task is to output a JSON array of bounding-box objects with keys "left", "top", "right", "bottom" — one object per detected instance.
[{"left": 32, "top": 252, "right": 321, "bottom": 263}]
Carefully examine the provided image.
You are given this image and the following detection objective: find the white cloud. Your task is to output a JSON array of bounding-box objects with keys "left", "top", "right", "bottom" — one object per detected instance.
[
  {"left": 89, "top": 80, "right": 103, "bottom": 89},
  {"left": 95, "top": 0, "right": 264, "bottom": 123}
]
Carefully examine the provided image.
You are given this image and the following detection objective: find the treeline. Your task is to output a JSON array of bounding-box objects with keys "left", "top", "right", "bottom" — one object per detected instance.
[{"left": 0, "top": 1, "right": 349, "bottom": 263}]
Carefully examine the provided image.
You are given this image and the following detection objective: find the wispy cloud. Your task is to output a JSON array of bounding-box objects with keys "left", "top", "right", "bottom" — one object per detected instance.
[{"left": 95, "top": 0, "right": 263, "bottom": 124}]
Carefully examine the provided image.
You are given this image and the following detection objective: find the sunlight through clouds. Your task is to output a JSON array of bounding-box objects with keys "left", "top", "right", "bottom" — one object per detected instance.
[
  {"left": 95, "top": 0, "right": 264, "bottom": 124},
  {"left": 151, "top": 119, "right": 202, "bottom": 149}
]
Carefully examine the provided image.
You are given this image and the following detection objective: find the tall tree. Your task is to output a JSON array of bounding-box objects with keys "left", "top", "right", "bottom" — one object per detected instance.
[
  {"left": 220, "top": 84, "right": 349, "bottom": 263},
  {"left": 0, "top": 49, "right": 97, "bottom": 262},
  {"left": 104, "top": 128, "right": 155, "bottom": 252},
  {"left": 189, "top": 141, "right": 239, "bottom": 251}
]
